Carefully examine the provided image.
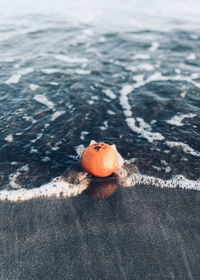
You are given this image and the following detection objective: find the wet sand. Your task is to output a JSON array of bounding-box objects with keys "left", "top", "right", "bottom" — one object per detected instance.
[{"left": 0, "top": 185, "right": 200, "bottom": 280}]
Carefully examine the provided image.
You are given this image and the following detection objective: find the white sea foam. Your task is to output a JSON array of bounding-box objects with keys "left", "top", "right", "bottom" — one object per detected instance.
[
  {"left": 119, "top": 71, "right": 200, "bottom": 143},
  {"left": 120, "top": 82, "right": 165, "bottom": 142},
  {"left": 9, "top": 164, "right": 29, "bottom": 189},
  {"left": 133, "top": 54, "right": 150, "bottom": 60},
  {"left": 42, "top": 68, "right": 61, "bottom": 74},
  {"left": 75, "top": 144, "right": 85, "bottom": 157},
  {"left": 175, "top": 69, "right": 181, "bottom": 74},
  {"left": 1, "top": 57, "right": 14, "bottom": 62},
  {"left": 126, "top": 72, "right": 161, "bottom": 92},
  {"left": 29, "top": 84, "right": 39, "bottom": 91},
  {"left": 186, "top": 53, "right": 196, "bottom": 60},
  {"left": 152, "top": 160, "right": 172, "bottom": 173},
  {"left": 126, "top": 66, "right": 137, "bottom": 72},
  {"left": 126, "top": 117, "right": 164, "bottom": 143},
  {"left": 75, "top": 69, "right": 91, "bottom": 75},
  {"left": 119, "top": 84, "right": 134, "bottom": 117},
  {"left": 149, "top": 41, "right": 159, "bottom": 52},
  {"left": 103, "top": 89, "right": 117, "bottom": 99},
  {"left": 5, "top": 68, "right": 34, "bottom": 84},
  {"left": 1, "top": 169, "right": 200, "bottom": 202},
  {"left": 41, "top": 156, "right": 51, "bottom": 162},
  {"left": 152, "top": 165, "right": 161, "bottom": 171},
  {"left": 50, "top": 82, "right": 59, "bottom": 86},
  {"left": 103, "top": 98, "right": 110, "bottom": 103},
  {"left": 51, "top": 111, "right": 65, "bottom": 121},
  {"left": 52, "top": 146, "right": 59, "bottom": 151},
  {"left": 30, "top": 147, "right": 38, "bottom": 154},
  {"left": 44, "top": 123, "right": 50, "bottom": 128},
  {"left": 0, "top": 177, "right": 88, "bottom": 202},
  {"left": 53, "top": 54, "right": 88, "bottom": 64},
  {"left": 123, "top": 173, "right": 200, "bottom": 191},
  {"left": 34, "top": 94, "right": 54, "bottom": 109},
  {"left": 22, "top": 114, "right": 37, "bottom": 124},
  {"left": 128, "top": 64, "right": 154, "bottom": 72},
  {"left": 83, "top": 29, "right": 94, "bottom": 36},
  {"left": 180, "top": 91, "right": 186, "bottom": 98},
  {"left": 165, "top": 166, "right": 172, "bottom": 173},
  {"left": 50, "top": 140, "right": 62, "bottom": 152},
  {"left": 91, "top": 95, "right": 99, "bottom": 101},
  {"left": 5, "top": 74, "right": 22, "bottom": 84},
  {"left": 136, "top": 117, "right": 152, "bottom": 130},
  {"left": 11, "top": 161, "right": 18, "bottom": 166},
  {"left": 166, "top": 141, "right": 200, "bottom": 157},
  {"left": 174, "top": 75, "right": 200, "bottom": 88},
  {"left": 107, "top": 110, "right": 116, "bottom": 115},
  {"left": 99, "top": 36, "right": 106, "bottom": 42},
  {"left": 31, "top": 133, "right": 43, "bottom": 143},
  {"left": 133, "top": 74, "right": 144, "bottom": 84},
  {"left": 141, "top": 64, "right": 154, "bottom": 71},
  {"left": 5, "top": 134, "right": 14, "bottom": 143},
  {"left": 191, "top": 73, "right": 199, "bottom": 79},
  {"left": 1, "top": 143, "right": 199, "bottom": 202},
  {"left": 146, "top": 72, "right": 200, "bottom": 89},
  {"left": 80, "top": 131, "right": 89, "bottom": 141},
  {"left": 15, "top": 132, "right": 23, "bottom": 136},
  {"left": 100, "top": 121, "right": 108, "bottom": 130},
  {"left": 166, "top": 113, "right": 196, "bottom": 126},
  {"left": 88, "top": 100, "right": 94, "bottom": 105},
  {"left": 14, "top": 64, "right": 20, "bottom": 69}
]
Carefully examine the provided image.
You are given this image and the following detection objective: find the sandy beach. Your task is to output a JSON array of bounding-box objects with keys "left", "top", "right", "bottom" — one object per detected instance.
[{"left": 0, "top": 186, "right": 200, "bottom": 279}]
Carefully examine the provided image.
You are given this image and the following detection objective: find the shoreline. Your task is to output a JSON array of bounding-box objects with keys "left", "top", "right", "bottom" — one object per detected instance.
[{"left": 0, "top": 185, "right": 200, "bottom": 279}]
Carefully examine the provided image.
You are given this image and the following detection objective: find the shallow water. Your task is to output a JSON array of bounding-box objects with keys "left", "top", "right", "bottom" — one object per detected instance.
[{"left": 0, "top": 0, "right": 200, "bottom": 197}]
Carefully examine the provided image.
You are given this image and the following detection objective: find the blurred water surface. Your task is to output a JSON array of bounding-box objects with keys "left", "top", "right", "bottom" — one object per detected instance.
[{"left": 0, "top": 0, "right": 200, "bottom": 190}]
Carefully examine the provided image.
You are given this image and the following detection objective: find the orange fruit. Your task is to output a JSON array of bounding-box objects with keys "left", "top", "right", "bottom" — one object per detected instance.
[{"left": 81, "top": 142, "right": 119, "bottom": 177}]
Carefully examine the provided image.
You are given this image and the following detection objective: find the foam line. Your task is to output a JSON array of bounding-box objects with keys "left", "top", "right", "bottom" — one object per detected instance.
[
  {"left": 119, "top": 84, "right": 134, "bottom": 117},
  {"left": 126, "top": 117, "right": 164, "bottom": 143},
  {"left": 122, "top": 173, "right": 200, "bottom": 191},
  {"left": 0, "top": 177, "right": 88, "bottom": 202},
  {"left": 166, "top": 113, "right": 196, "bottom": 126},
  {"left": 166, "top": 141, "right": 200, "bottom": 157},
  {"left": 1, "top": 171, "right": 200, "bottom": 202}
]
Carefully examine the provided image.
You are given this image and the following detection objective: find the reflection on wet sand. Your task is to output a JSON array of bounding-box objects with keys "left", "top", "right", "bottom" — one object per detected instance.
[{"left": 85, "top": 175, "right": 119, "bottom": 199}]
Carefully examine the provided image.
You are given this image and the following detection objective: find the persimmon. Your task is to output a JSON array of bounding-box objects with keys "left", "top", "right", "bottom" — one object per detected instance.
[{"left": 81, "top": 142, "right": 119, "bottom": 177}]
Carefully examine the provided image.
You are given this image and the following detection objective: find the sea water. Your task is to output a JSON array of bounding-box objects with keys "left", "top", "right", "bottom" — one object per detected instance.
[{"left": 0, "top": 0, "right": 200, "bottom": 200}]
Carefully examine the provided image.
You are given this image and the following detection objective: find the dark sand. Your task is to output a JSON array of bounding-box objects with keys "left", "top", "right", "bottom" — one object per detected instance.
[{"left": 0, "top": 186, "right": 200, "bottom": 280}]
